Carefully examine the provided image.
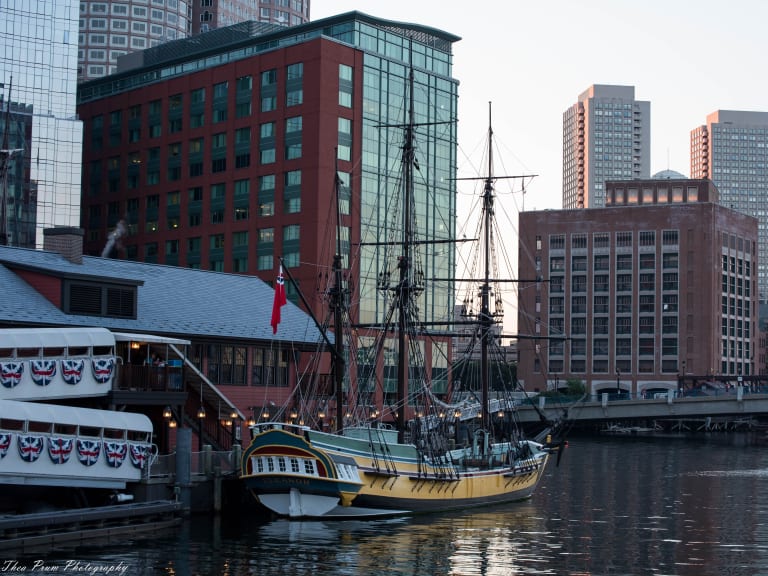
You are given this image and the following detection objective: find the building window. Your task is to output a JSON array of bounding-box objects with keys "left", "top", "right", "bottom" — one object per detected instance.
[
  {"left": 639, "top": 231, "right": 655, "bottom": 247},
  {"left": 284, "top": 169, "right": 301, "bottom": 213},
  {"left": 639, "top": 253, "right": 655, "bottom": 269},
  {"left": 616, "top": 231, "right": 632, "bottom": 248},
  {"left": 571, "top": 234, "right": 587, "bottom": 250},
  {"left": 285, "top": 116, "right": 302, "bottom": 160},
  {"left": 286, "top": 62, "right": 303, "bottom": 106},
  {"left": 339, "top": 64, "right": 353, "bottom": 108},
  {"left": 593, "top": 295, "right": 609, "bottom": 314},
  {"left": 260, "top": 122, "right": 276, "bottom": 164},
  {"left": 662, "top": 230, "right": 679, "bottom": 246},
  {"left": 616, "top": 254, "right": 632, "bottom": 270},
  {"left": 639, "top": 273, "right": 655, "bottom": 292},
  {"left": 550, "top": 235, "right": 565, "bottom": 250},
  {"left": 616, "top": 274, "right": 632, "bottom": 292},
  {"left": 338, "top": 117, "right": 352, "bottom": 161},
  {"left": 283, "top": 224, "right": 300, "bottom": 268},
  {"left": 663, "top": 273, "right": 679, "bottom": 291},
  {"left": 261, "top": 69, "right": 277, "bottom": 112},
  {"left": 259, "top": 175, "right": 275, "bottom": 216},
  {"left": 615, "top": 338, "right": 632, "bottom": 356},
  {"left": 616, "top": 317, "right": 632, "bottom": 335}
]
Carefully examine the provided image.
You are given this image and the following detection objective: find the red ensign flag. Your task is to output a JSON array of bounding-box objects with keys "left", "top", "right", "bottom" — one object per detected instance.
[{"left": 271, "top": 265, "right": 287, "bottom": 334}]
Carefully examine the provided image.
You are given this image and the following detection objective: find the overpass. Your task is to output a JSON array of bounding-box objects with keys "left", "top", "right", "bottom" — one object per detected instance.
[{"left": 515, "top": 388, "right": 768, "bottom": 432}]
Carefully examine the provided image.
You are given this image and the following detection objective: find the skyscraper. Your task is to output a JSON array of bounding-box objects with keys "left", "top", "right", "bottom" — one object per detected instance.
[
  {"left": 691, "top": 110, "right": 768, "bottom": 303},
  {"left": 0, "top": 0, "right": 83, "bottom": 248},
  {"left": 562, "top": 85, "right": 650, "bottom": 209},
  {"left": 77, "top": 1, "right": 311, "bottom": 83},
  {"left": 191, "top": 0, "right": 310, "bottom": 34},
  {"left": 77, "top": 0, "right": 191, "bottom": 83}
]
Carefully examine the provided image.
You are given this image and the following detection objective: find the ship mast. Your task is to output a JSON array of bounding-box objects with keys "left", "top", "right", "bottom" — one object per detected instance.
[
  {"left": 479, "top": 103, "right": 495, "bottom": 431},
  {"left": 454, "top": 103, "right": 538, "bottom": 437},
  {"left": 330, "top": 154, "right": 347, "bottom": 433},
  {"left": 395, "top": 63, "right": 417, "bottom": 442}
]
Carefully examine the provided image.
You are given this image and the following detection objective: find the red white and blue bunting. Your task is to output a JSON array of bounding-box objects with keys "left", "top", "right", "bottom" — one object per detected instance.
[
  {"left": 48, "top": 436, "right": 74, "bottom": 464},
  {"left": 31, "top": 360, "right": 57, "bottom": 386},
  {"left": 76, "top": 438, "right": 101, "bottom": 466},
  {"left": 91, "top": 358, "right": 115, "bottom": 384},
  {"left": 0, "top": 432, "right": 153, "bottom": 473},
  {"left": 62, "top": 359, "right": 85, "bottom": 385},
  {"left": 18, "top": 435, "right": 44, "bottom": 462},
  {"left": 129, "top": 443, "right": 150, "bottom": 469},
  {"left": 0, "top": 357, "right": 117, "bottom": 388},
  {"left": 104, "top": 441, "right": 128, "bottom": 468},
  {"left": 0, "top": 362, "right": 23, "bottom": 389},
  {"left": 0, "top": 433, "right": 11, "bottom": 458}
]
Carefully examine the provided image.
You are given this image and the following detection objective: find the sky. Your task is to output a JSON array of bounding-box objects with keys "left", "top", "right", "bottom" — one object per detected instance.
[
  {"left": 315, "top": 0, "right": 768, "bottom": 211},
  {"left": 314, "top": 0, "right": 768, "bottom": 330}
]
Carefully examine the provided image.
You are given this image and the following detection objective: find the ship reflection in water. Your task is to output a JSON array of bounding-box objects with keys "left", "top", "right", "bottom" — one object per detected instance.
[{"left": 27, "top": 435, "right": 768, "bottom": 575}]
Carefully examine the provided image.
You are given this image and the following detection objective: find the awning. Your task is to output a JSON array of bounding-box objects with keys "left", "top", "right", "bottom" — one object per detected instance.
[{"left": 111, "top": 332, "right": 191, "bottom": 345}]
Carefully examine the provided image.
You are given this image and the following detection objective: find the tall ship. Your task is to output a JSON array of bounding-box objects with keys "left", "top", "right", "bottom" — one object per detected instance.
[{"left": 240, "top": 67, "right": 553, "bottom": 518}]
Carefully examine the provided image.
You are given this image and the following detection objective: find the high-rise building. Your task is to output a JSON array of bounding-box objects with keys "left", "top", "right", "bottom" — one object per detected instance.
[
  {"left": 518, "top": 178, "right": 757, "bottom": 395},
  {"left": 78, "top": 0, "right": 191, "bottom": 83},
  {"left": 76, "top": 13, "right": 459, "bottom": 390},
  {"left": 191, "top": 0, "right": 310, "bottom": 35},
  {"left": 562, "top": 85, "right": 651, "bottom": 209},
  {"left": 0, "top": 0, "right": 83, "bottom": 248},
  {"left": 691, "top": 110, "right": 768, "bottom": 304},
  {"left": 77, "top": 1, "right": 312, "bottom": 83}
]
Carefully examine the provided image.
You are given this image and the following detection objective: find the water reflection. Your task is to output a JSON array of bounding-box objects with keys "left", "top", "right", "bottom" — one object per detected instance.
[{"left": 20, "top": 435, "right": 768, "bottom": 576}]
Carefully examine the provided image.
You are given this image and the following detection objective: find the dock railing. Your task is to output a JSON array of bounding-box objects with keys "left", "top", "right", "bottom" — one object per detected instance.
[{"left": 149, "top": 448, "right": 238, "bottom": 481}]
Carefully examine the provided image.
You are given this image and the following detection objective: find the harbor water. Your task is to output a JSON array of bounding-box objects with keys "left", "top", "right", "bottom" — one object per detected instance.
[{"left": 8, "top": 433, "right": 768, "bottom": 575}]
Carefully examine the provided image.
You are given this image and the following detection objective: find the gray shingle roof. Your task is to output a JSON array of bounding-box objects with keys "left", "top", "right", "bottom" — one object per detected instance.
[{"left": 0, "top": 245, "right": 327, "bottom": 345}]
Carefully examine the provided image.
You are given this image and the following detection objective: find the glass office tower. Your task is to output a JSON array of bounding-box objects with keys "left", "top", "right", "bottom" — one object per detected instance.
[{"left": 0, "top": 0, "right": 83, "bottom": 248}]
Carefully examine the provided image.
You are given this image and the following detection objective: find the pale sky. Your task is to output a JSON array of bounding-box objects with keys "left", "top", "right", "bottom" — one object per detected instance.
[
  {"left": 314, "top": 0, "right": 768, "bottom": 330},
  {"left": 315, "top": 0, "right": 768, "bottom": 210}
]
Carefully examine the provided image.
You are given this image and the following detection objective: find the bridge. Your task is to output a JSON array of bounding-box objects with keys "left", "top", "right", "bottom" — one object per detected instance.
[{"left": 515, "top": 388, "right": 768, "bottom": 432}]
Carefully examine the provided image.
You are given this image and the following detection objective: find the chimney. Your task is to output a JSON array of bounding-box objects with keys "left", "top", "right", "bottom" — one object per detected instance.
[{"left": 43, "top": 227, "right": 84, "bottom": 264}]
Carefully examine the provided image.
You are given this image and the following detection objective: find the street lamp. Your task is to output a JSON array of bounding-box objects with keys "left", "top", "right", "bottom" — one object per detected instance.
[
  {"left": 616, "top": 368, "right": 621, "bottom": 396},
  {"left": 196, "top": 405, "right": 206, "bottom": 452},
  {"left": 230, "top": 410, "right": 239, "bottom": 446}
]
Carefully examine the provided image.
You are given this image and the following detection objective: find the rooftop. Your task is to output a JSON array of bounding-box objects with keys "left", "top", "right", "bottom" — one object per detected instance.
[
  {"left": 0, "top": 244, "right": 325, "bottom": 345},
  {"left": 78, "top": 11, "right": 460, "bottom": 104}
]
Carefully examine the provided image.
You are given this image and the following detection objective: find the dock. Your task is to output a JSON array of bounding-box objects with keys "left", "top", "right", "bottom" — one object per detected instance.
[{"left": 0, "top": 500, "right": 184, "bottom": 553}]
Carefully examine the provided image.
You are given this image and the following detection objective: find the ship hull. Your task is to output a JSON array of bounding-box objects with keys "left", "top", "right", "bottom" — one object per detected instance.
[
  {"left": 242, "top": 424, "right": 548, "bottom": 517},
  {"left": 240, "top": 425, "right": 363, "bottom": 518}
]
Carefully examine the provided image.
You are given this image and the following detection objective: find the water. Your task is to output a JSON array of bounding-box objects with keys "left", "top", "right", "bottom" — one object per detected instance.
[{"left": 8, "top": 434, "right": 768, "bottom": 575}]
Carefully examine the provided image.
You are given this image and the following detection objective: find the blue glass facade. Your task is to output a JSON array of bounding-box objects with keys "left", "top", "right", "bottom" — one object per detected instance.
[{"left": 0, "top": 0, "right": 83, "bottom": 247}]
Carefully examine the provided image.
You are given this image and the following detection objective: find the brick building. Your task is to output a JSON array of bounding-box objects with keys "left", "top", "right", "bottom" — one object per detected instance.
[{"left": 517, "top": 178, "right": 758, "bottom": 397}]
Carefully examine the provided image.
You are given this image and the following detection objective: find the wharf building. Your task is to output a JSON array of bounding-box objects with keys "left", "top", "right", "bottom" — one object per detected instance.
[
  {"left": 77, "top": 12, "right": 460, "bottom": 401},
  {"left": 0, "top": 229, "right": 326, "bottom": 457},
  {"left": 691, "top": 110, "right": 768, "bottom": 306},
  {"left": 517, "top": 178, "right": 758, "bottom": 397},
  {"left": 0, "top": 0, "right": 83, "bottom": 248},
  {"left": 562, "top": 84, "right": 651, "bottom": 209},
  {"left": 78, "top": 0, "right": 311, "bottom": 83}
]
